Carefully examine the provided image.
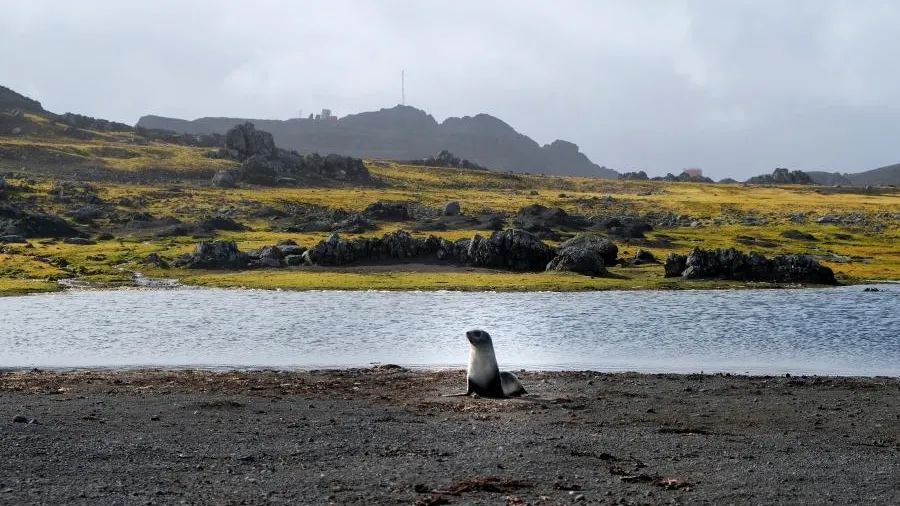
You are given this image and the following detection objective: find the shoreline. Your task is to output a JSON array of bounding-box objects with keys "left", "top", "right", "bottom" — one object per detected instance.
[
  {"left": 3, "top": 368, "right": 898, "bottom": 505},
  {"left": 2, "top": 270, "right": 892, "bottom": 297}
]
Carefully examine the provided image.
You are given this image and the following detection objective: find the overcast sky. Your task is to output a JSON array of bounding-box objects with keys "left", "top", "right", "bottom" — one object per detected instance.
[{"left": 2, "top": 0, "right": 898, "bottom": 179}]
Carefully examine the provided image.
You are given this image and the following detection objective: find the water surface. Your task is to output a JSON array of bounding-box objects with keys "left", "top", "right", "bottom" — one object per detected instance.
[{"left": 1, "top": 286, "right": 897, "bottom": 376}]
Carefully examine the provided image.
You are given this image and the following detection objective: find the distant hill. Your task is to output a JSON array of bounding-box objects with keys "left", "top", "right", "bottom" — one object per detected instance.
[
  {"left": 137, "top": 106, "right": 620, "bottom": 178},
  {"left": 807, "top": 165, "right": 900, "bottom": 186},
  {"left": 806, "top": 171, "right": 853, "bottom": 186},
  {"left": 846, "top": 163, "right": 900, "bottom": 186}
]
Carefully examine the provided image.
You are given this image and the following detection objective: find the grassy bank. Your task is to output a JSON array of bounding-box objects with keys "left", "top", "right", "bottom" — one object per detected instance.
[{"left": 1, "top": 159, "right": 899, "bottom": 295}]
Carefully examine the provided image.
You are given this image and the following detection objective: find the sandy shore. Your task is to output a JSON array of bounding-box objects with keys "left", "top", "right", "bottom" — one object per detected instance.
[{"left": 1, "top": 368, "right": 898, "bottom": 505}]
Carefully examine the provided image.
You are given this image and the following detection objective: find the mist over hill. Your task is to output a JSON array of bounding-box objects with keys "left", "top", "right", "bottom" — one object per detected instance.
[{"left": 137, "top": 106, "right": 620, "bottom": 178}]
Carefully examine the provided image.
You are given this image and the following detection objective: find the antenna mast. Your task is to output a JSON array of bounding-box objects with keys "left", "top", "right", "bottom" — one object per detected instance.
[{"left": 401, "top": 70, "right": 406, "bottom": 106}]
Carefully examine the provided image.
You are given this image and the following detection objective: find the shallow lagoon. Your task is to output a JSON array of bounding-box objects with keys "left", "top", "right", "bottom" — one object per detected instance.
[{"left": 1, "top": 285, "right": 897, "bottom": 376}]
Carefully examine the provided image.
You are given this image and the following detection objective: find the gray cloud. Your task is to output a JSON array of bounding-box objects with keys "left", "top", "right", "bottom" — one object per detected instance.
[{"left": 2, "top": 0, "right": 898, "bottom": 179}]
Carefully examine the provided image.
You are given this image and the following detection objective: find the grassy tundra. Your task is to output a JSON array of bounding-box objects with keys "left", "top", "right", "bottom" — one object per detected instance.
[{"left": 1, "top": 122, "right": 899, "bottom": 295}]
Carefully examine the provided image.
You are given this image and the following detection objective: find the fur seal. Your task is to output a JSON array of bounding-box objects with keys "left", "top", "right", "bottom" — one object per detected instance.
[{"left": 447, "top": 329, "right": 527, "bottom": 398}]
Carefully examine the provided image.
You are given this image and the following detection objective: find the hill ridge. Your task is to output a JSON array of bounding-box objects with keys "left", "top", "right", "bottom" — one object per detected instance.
[{"left": 137, "top": 105, "right": 620, "bottom": 178}]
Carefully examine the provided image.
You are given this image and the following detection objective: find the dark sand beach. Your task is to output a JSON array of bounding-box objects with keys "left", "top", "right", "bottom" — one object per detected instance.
[{"left": 2, "top": 368, "right": 898, "bottom": 505}]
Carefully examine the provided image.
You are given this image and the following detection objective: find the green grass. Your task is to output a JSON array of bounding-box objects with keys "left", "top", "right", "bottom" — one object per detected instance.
[{"left": 2, "top": 135, "right": 899, "bottom": 294}]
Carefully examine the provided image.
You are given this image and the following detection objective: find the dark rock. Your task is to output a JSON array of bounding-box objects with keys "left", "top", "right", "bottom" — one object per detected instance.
[
  {"left": 13, "top": 415, "right": 28, "bottom": 423},
  {"left": 140, "top": 252, "right": 169, "bottom": 268},
  {"left": 247, "top": 245, "right": 284, "bottom": 268},
  {"left": 443, "top": 201, "right": 461, "bottom": 216},
  {"left": 0, "top": 234, "right": 26, "bottom": 243},
  {"left": 63, "top": 237, "right": 96, "bottom": 245},
  {"left": 664, "top": 253, "right": 687, "bottom": 277},
  {"left": 558, "top": 234, "right": 618, "bottom": 265},
  {"left": 0, "top": 176, "right": 6, "bottom": 189},
  {"left": 863, "top": 287, "right": 881, "bottom": 292},
  {"left": 832, "top": 233, "right": 853, "bottom": 240},
  {"left": 420, "top": 150, "right": 485, "bottom": 170},
  {"left": 302, "top": 230, "right": 464, "bottom": 267},
  {"left": 225, "top": 122, "right": 277, "bottom": 161},
  {"left": 363, "top": 201, "right": 411, "bottom": 221},
  {"left": 513, "top": 204, "right": 589, "bottom": 238},
  {"left": 632, "top": 249, "right": 658, "bottom": 264},
  {"left": 546, "top": 247, "right": 607, "bottom": 276},
  {"left": 240, "top": 154, "right": 279, "bottom": 184},
  {"left": 0, "top": 204, "right": 82, "bottom": 238},
  {"left": 284, "top": 255, "right": 305, "bottom": 266},
  {"left": 211, "top": 169, "right": 239, "bottom": 188},
  {"left": 734, "top": 236, "right": 779, "bottom": 248},
  {"left": 332, "top": 214, "right": 376, "bottom": 233},
  {"left": 96, "top": 232, "right": 114, "bottom": 241},
  {"left": 173, "top": 240, "right": 249, "bottom": 269},
  {"left": 781, "top": 230, "right": 817, "bottom": 241},
  {"left": 72, "top": 205, "right": 103, "bottom": 224},
  {"left": 197, "top": 214, "right": 245, "bottom": 232},
  {"left": 746, "top": 168, "right": 814, "bottom": 185},
  {"left": 679, "top": 247, "right": 837, "bottom": 285},
  {"left": 467, "top": 229, "right": 557, "bottom": 272}
]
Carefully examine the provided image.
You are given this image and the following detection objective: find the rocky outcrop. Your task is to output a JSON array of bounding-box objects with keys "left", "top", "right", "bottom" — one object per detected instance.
[
  {"left": 0, "top": 204, "right": 82, "bottom": 238},
  {"left": 513, "top": 204, "right": 589, "bottom": 240},
  {"left": 412, "top": 211, "right": 506, "bottom": 232},
  {"left": 410, "top": 150, "right": 485, "bottom": 170},
  {"left": 746, "top": 168, "right": 814, "bottom": 185},
  {"left": 632, "top": 249, "right": 658, "bottom": 265},
  {"left": 211, "top": 169, "right": 239, "bottom": 188},
  {"left": 664, "top": 247, "right": 837, "bottom": 285},
  {"left": 302, "top": 230, "right": 462, "bottom": 267},
  {"left": 363, "top": 201, "right": 411, "bottom": 222},
  {"left": 664, "top": 253, "right": 687, "bottom": 277},
  {"left": 781, "top": 230, "right": 817, "bottom": 241},
  {"left": 467, "top": 229, "right": 557, "bottom": 272},
  {"left": 443, "top": 201, "right": 461, "bottom": 216},
  {"left": 546, "top": 248, "right": 607, "bottom": 276},
  {"left": 173, "top": 240, "right": 248, "bottom": 269},
  {"left": 224, "top": 122, "right": 277, "bottom": 160}
]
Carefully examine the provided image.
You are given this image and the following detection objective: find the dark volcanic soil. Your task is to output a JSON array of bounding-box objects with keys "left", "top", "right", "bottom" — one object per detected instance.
[{"left": 1, "top": 368, "right": 898, "bottom": 505}]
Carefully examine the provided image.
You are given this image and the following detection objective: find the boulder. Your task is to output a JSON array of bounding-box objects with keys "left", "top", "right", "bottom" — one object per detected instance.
[
  {"left": 780, "top": 230, "right": 817, "bottom": 241},
  {"left": 0, "top": 204, "right": 82, "bottom": 238},
  {"left": 0, "top": 234, "right": 26, "bottom": 243},
  {"left": 140, "top": 252, "right": 169, "bottom": 268},
  {"left": 173, "top": 240, "right": 249, "bottom": 269},
  {"left": 63, "top": 237, "right": 96, "bottom": 245},
  {"left": 240, "top": 154, "right": 279, "bottom": 184},
  {"left": 224, "top": 122, "right": 276, "bottom": 160},
  {"left": 363, "top": 201, "right": 411, "bottom": 221},
  {"left": 546, "top": 247, "right": 607, "bottom": 276},
  {"left": 677, "top": 247, "right": 837, "bottom": 285},
  {"left": 275, "top": 239, "right": 306, "bottom": 257},
  {"left": 513, "top": 204, "right": 589, "bottom": 237},
  {"left": 632, "top": 249, "right": 658, "bottom": 265},
  {"left": 443, "top": 201, "right": 461, "bottom": 216},
  {"left": 302, "top": 230, "right": 464, "bottom": 267},
  {"left": 558, "top": 234, "right": 618, "bottom": 265},
  {"left": 664, "top": 253, "right": 687, "bottom": 277},
  {"left": 211, "top": 169, "right": 239, "bottom": 188},
  {"left": 0, "top": 176, "right": 6, "bottom": 190},
  {"left": 72, "top": 205, "right": 103, "bottom": 224},
  {"left": 197, "top": 214, "right": 245, "bottom": 232},
  {"left": 467, "top": 229, "right": 557, "bottom": 272},
  {"left": 332, "top": 214, "right": 376, "bottom": 233},
  {"left": 284, "top": 254, "right": 305, "bottom": 266}
]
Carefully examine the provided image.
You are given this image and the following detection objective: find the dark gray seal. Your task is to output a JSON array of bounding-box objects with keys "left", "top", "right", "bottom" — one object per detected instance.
[{"left": 446, "top": 329, "right": 527, "bottom": 398}]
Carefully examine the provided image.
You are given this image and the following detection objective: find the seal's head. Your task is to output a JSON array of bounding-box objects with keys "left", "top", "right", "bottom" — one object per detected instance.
[{"left": 466, "top": 329, "right": 493, "bottom": 348}]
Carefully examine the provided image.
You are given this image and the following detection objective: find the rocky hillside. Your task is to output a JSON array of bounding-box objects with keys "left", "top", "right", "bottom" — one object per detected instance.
[
  {"left": 137, "top": 106, "right": 619, "bottom": 178},
  {"left": 808, "top": 164, "right": 900, "bottom": 186}
]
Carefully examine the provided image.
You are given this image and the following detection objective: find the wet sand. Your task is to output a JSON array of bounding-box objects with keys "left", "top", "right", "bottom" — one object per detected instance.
[{"left": 1, "top": 368, "right": 898, "bottom": 505}]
